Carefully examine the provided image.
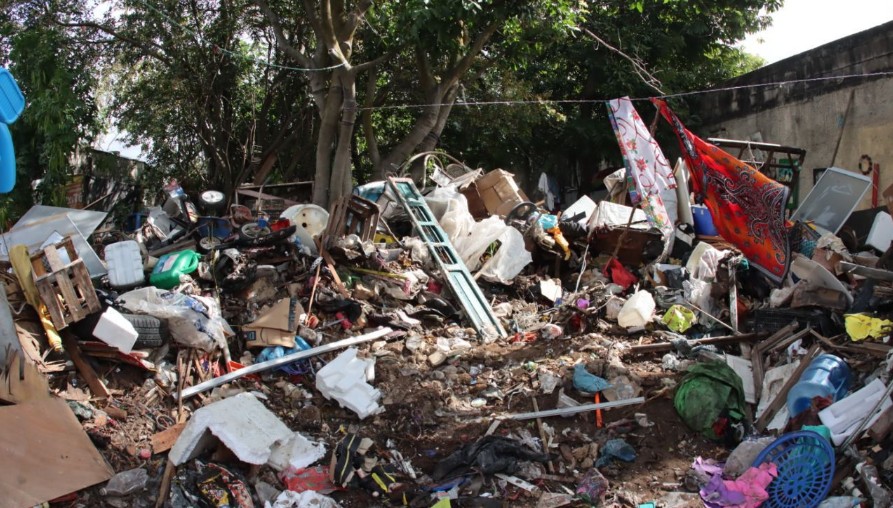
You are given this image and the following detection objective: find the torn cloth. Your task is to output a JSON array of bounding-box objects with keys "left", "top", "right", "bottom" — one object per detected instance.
[
  {"left": 654, "top": 99, "right": 790, "bottom": 282},
  {"left": 700, "top": 462, "right": 778, "bottom": 508},
  {"left": 607, "top": 97, "right": 676, "bottom": 236},
  {"left": 432, "top": 436, "right": 550, "bottom": 481}
]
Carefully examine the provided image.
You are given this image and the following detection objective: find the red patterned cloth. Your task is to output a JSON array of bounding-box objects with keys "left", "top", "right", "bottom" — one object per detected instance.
[{"left": 654, "top": 99, "right": 790, "bottom": 282}]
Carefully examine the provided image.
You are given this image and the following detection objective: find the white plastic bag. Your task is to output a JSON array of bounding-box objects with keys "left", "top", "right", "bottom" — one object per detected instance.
[{"left": 117, "top": 287, "right": 232, "bottom": 351}]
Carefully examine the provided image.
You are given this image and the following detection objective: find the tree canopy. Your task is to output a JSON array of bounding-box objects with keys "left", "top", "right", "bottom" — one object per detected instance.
[{"left": 1, "top": 0, "right": 780, "bottom": 214}]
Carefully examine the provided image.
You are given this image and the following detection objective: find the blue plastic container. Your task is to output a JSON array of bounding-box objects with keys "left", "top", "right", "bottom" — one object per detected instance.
[
  {"left": 0, "top": 123, "right": 15, "bottom": 193},
  {"left": 0, "top": 68, "right": 25, "bottom": 124},
  {"left": 786, "top": 354, "right": 851, "bottom": 417},
  {"left": 691, "top": 204, "right": 719, "bottom": 236},
  {"left": 750, "top": 430, "right": 834, "bottom": 508}
]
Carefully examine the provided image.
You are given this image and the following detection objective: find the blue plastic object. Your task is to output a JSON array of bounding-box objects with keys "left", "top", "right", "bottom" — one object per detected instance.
[
  {"left": 751, "top": 431, "right": 834, "bottom": 508},
  {"left": 0, "top": 123, "right": 15, "bottom": 193},
  {"left": 0, "top": 68, "right": 25, "bottom": 124},
  {"left": 786, "top": 354, "right": 851, "bottom": 417},
  {"left": 692, "top": 204, "right": 719, "bottom": 236}
]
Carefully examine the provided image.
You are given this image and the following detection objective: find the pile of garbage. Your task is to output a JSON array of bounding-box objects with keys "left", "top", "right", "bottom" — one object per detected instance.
[{"left": 0, "top": 144, "right": 891, "bottom": 508}]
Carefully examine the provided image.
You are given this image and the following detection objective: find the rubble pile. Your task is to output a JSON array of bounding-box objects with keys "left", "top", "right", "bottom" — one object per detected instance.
[{"left": 1, "top": 145, "right": 892, "bottom": 508}]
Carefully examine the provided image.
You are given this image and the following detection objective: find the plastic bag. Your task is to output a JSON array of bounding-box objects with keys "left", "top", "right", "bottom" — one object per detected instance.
[{"left": 117, "top": 287, "right": 232, "bottom": 352}]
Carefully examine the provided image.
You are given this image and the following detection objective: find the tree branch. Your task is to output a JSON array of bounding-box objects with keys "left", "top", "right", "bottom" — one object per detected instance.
[
  {"left": 254, "top": 0, "right": 314, "bottom": 68},
  {"left": 444, "top": 19, "right": 500, "bottom": 86},
  {"left": 581, "top": 27, "right": 665, "bottom": 95},
  {"left": 54, "top": 20, "right": 171, "bottom": 64}
]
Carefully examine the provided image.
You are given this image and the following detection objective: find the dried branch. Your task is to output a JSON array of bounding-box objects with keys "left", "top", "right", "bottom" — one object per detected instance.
[{"left": 582, "top": 27, "right": 665, "bottom": 95}]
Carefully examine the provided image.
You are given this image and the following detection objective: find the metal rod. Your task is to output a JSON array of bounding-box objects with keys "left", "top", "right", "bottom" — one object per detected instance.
[
  {"left": 177, "top": 327, "right": 394, "bottom": 400},
  {"left": 504, "top": 397, "right": 644, "bottom": 420}
]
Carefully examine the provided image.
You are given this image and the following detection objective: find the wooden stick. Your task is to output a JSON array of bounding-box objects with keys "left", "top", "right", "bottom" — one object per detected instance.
[
  {"left": 531, "top": 397, "right": 555, "bottom": 473},
  {"left": 155, "top": 458, "right": 175, "bottom": 508},
  {"left": 594, "top": 392, "right": 603, "bottom": 428},
  {"left": 305, "top": 262, "right": 323, "bottom": 319},
  {"left": 755, "top": 343, "right": 819, "bottom": 432},
  {"left": 61, "top": 333, "right": 110, "bottom": 399},
  {"left": 627, "top": 333, "right": 764, "bottom": 354}
]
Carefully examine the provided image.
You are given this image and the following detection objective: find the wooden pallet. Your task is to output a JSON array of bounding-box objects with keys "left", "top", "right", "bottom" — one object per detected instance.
[
  {"left": 30, "top": 237, "right": 100, "bottom": 330},
  {"left": 323, "top": 195, "right": 380, "bottom": 249}
]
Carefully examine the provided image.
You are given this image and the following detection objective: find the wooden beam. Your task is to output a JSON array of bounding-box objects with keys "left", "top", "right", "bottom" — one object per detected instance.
[
  {"left": 61, "top": 333, "right": 110, "bottom": 399},
  {"left": 626, "top": 333, "right": 764, "bottom": 355},
  {"left": 755, "top": 343, "right": 819, "bottom": 432}
]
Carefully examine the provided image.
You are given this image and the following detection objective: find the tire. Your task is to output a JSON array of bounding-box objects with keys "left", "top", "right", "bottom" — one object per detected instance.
[{"left": 119, "top": 313, "right": 169, "bottom": 348}]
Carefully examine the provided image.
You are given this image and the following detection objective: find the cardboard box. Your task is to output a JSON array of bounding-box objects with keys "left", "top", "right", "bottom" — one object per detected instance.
[
  {"left": 472, "top": 169, "right": 529, "bottom": 217},
  {"left": 244, "top": 297, "right": 304, "bottom": 348}
]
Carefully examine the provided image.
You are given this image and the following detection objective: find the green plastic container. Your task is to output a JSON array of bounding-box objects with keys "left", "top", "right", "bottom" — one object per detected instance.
[{"left": 150, "top": 249, "right": 200, "bottom": 289}]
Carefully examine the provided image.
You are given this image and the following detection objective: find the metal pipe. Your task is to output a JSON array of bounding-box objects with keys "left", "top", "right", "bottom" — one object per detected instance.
[
  {"left": 505, "top": 397, "right": 645, "bottom": 420},
  {"left": 177, "top": 327, "right": 394, "bottom": 400}
]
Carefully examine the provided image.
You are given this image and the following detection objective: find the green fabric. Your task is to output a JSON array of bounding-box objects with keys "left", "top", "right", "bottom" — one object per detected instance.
[{"left": 674, "top": 361, "right": 746, "bottom": 440}]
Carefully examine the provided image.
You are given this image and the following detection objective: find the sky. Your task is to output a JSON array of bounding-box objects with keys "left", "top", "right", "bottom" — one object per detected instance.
[
  {"left": 98, "top": 0, "right": 893, "bottom": 160},
  {"left": 739, "top": 0, "right": 893, "bottom": 64}
]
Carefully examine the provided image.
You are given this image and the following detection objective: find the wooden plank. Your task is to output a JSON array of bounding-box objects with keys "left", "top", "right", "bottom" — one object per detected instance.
[
  {"left": 62, "top": 333, "right": 110, "bottom": 399},
  {"left": 0, "top": 349, "right": 51, "bottom": 404},
  {"left": 320, "top": 248, "right": 351, "bottom": 298},
  {"left": 0, "top": 397, "right": 113, "bottom": 507},
  {"left": 627, "top": 333, "right": 764, "bottom": 354},
  {"left": 55, "top": 273, "right": 84, "bottom": 322},
  {"left": 755, "top": 343, "right": 819, "bottom": 432},
  {"left": 151, "top": 422, "right": 187, "bottom": 454},
  {"left": 42, "top": 245, "right": 66, "bottom": 272}
]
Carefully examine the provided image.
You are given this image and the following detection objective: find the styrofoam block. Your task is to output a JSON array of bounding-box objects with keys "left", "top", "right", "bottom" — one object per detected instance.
[
  {"left": 169, "top": 392, "right": 292, "bottom": 465},
  {"left": 316, "top": 348, "right": 382, "bottom": 419},
  {"left": 819, "top": 378, "right": 892, "bottom": 446},
  {"left": 266, "top": 432, "right": 326, "bottom": 472},
  {"left": 92, "top": 307, "right": 138, "bottom": 353}
]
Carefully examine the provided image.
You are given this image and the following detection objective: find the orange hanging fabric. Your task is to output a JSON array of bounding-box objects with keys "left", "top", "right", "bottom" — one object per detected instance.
[{"left": 653, "top": 99, "right": 791, "bottom": 282}]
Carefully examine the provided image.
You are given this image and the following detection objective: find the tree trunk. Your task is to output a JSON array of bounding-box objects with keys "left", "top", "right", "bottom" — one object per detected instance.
[
  {"left": 376, "top": 86, "right": 443, "bottom": 178},
  {"left": 329, "top": 71, "right": 358, "bottom": 205},
  {"left": 312, "top": 71, "right": 344, "bottom": 206}
]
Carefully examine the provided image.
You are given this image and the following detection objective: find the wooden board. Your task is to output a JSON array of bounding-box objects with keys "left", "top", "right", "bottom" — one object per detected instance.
[
  {"left": 62, "top": 333, "right": 110, "bottom": 399},
  {"left": 151, "top": 422, "right": 187, "bottom": 454},
  {"left": 0, "top": 349, "right": 50, "bottom": 404},
  {"left": 0, "top": 397, "right": 113, "bottom": 507}
]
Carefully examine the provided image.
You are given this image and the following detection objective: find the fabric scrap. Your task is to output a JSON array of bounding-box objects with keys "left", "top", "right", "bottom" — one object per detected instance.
[
  {"left": 607, "top": 97, "right": 676, "bottom": 236},
  {"left": 654, "top": 99, "right": 790, "bottom": 282}
]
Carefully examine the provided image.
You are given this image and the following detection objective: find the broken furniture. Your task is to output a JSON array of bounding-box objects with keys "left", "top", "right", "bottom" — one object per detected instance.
[
  {"left": 30, "top": 237, "right": 101, "bottom": 330},
  {"left": 322, "top": 194, "right": 380, "bottom": 250}
]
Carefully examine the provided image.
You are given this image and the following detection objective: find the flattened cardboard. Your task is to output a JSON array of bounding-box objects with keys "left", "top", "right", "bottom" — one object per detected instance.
[
  {"left": 244, "top": 297, "right": 304, "bottom": 348},
  {"left": 0, "top": 397, "right": 113, "bottom": 506}
]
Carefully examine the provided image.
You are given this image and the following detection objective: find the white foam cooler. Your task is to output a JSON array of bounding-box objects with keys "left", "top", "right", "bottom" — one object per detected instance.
[
  {"left": 93, "top": 307, "right": 138, "bottom": 353},
  {"left": 105, "top": 240, "right": 144, "bottom": 289}
]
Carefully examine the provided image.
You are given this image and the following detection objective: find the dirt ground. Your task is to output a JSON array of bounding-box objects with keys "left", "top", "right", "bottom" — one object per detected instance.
[{"left": 56, "top": 324, "right": 732, "bottom": 508}]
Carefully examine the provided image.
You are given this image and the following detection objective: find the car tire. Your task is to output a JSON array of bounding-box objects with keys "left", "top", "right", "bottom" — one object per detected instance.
[{"left": 119, "top": 313, "right": 169, "bottom": 348}]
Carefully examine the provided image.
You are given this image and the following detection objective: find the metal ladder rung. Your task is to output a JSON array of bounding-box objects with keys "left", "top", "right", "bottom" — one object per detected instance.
[{"left": 386, "top": 177, "right": 506, "bottom": 339}]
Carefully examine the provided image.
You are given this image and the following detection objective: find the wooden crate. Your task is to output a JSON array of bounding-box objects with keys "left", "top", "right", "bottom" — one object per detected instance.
[
  {"left": 323, "top": 195, "right": 380, "bottom": 249},
  {"left": 30, "top": 237, "right": 100, "bottom": 330}
]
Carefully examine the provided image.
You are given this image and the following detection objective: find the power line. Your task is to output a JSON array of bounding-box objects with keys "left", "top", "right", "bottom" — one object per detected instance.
[{"left": 356, "top": 70, "right": 893, "bottom": 111}]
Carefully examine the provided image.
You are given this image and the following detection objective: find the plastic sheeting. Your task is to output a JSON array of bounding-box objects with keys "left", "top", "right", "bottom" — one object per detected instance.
[{"left": 427, "top": 187, "right": 531, "bottom": 284}]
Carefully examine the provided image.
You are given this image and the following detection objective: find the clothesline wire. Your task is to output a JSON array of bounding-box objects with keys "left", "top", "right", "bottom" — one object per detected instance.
[{"left": 357, "top": 70, "right": 893, "bottom": 111}]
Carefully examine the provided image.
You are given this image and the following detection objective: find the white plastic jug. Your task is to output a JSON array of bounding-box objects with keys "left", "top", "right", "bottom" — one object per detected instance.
[
  {"left": 618, "top": 290, "right": 655, "bottom": 328},
  {"left": 105, "top": 240, "right": 144, "bottom": 289}
]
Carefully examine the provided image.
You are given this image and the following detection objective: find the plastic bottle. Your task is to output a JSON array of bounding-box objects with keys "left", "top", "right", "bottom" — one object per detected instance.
[
  {"left": 786, "top": 354, "right": 851, "bottom": 417},
  {"left": 617, "top": 290, "right": 655, "bottom": 328},
  {"left": 149, "top": 249, "right": 200, "bottom": 289},
  {"left": 101, "top": 468, "right": 148, "bottom": 496}
]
